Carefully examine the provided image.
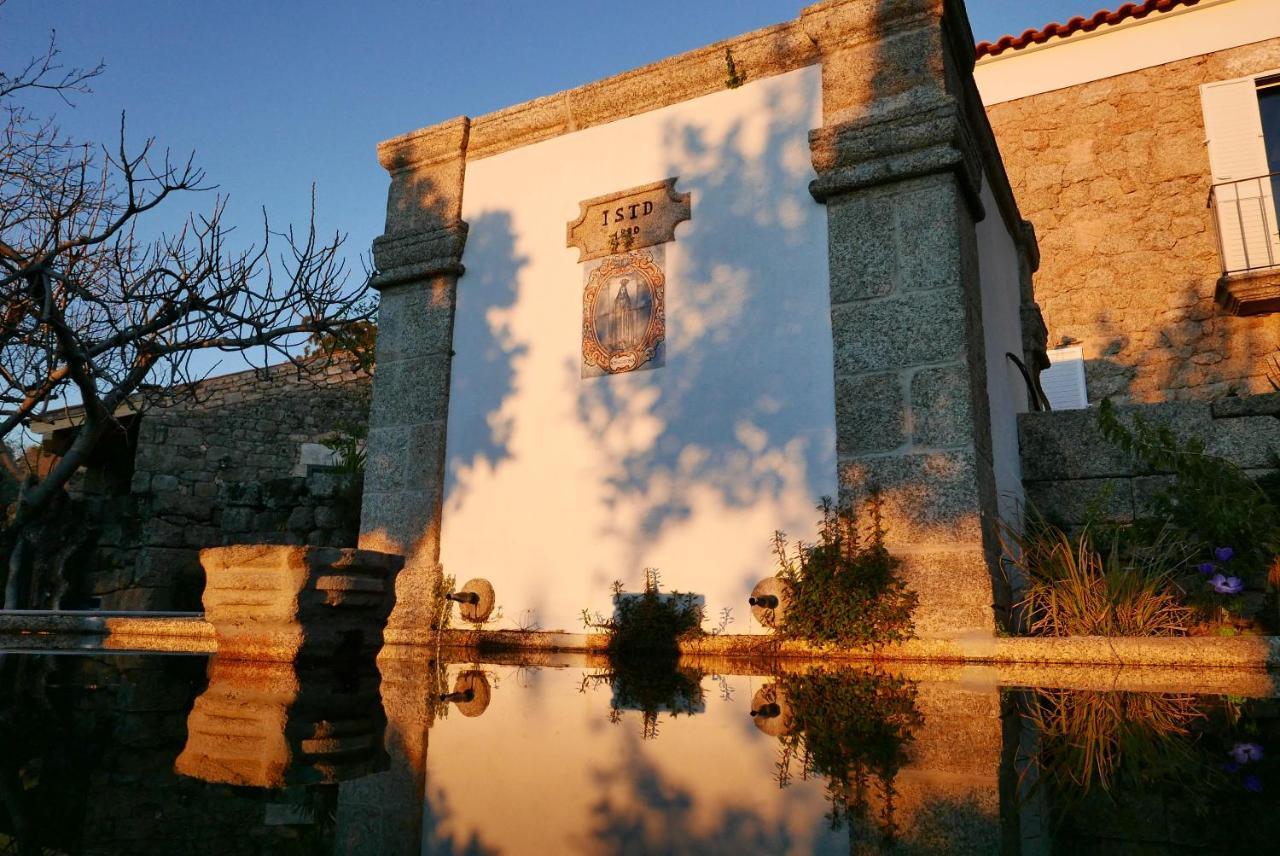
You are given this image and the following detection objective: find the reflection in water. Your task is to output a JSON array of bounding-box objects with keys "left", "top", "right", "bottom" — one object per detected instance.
[
  {"left": 580, "top": 662, "right": 706, "bottom": 740},
  {"left": 175, "top": 656, "right": 387, "bottom": 788},
  {"left": 1012, "top": 688, "right": 1280, "bottom": 851},
  {"left": 767, "top": 670, "right": 923, "bottom": 846},
  {"left": 1, "top": 650, "right": 1279, "bottom": 854}
]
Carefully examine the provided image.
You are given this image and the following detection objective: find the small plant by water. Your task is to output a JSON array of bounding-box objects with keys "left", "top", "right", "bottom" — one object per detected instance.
[
  {"left": 581, "top": 568, "right": 705, "bottom": 660},
  {"left": 772, "top": 497, "right": 916, "bottom": 648},
  {"left": 1097, "top": 400, "right": 1280, "bottom": 631}
]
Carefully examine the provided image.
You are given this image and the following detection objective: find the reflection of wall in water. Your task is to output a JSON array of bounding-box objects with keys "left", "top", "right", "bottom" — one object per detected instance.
[{"left": 0, "top": 654, "right": 343, "bottom": 855}]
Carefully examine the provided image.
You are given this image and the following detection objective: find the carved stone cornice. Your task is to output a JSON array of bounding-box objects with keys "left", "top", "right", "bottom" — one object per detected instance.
[
  {"left": 371, "top": 223, "right": 469, "bottom": 290},
  {"left": 377, "top": 117, "right": 470, "bottom": 175},
  {"left": 808, "top": 98, "right": 984, "bottom": 215}
]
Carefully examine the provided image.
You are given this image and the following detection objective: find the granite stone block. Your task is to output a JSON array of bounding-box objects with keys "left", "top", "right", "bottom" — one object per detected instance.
[
  {"left": 910, "top": 363, "right": 974, "bottom": 448},
  {"left": 838, "top": 449, "right": 985, "bottom": 546},
  {"left": 835, "top": 372, "right": 907, "bottom": 454},
  {"left": 826, "top": 192, "right": 897, "bottom": 301},
  {"left": 831, "top": 288, "right": 968, "bottom": 376},
  {"left": 1024, "top": 477, "right": 1134, "bottom": 525}
]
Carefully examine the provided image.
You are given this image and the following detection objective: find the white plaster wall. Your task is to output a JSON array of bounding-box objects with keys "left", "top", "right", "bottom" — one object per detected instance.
[
  {"left": 975, "top": 175, "right": 1029, "bottom": 527},
  {"left": 975, "top": 0, "right": 1280, "bottom": 105},
  {"left": 445, "top": 65, "right": 834, "bottom": 633}
]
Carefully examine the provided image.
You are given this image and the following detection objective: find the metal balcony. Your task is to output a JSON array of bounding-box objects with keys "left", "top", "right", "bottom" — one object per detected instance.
[{"left": 1208, "top": 172, "right": 1280, "bottom": 276}]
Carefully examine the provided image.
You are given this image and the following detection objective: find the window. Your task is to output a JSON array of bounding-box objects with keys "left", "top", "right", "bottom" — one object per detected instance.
[
  {"left": 1259, "top": 75, "right": 1280, "bottom": 212},
  {"left": 1202, "top": 70, "right": 1280, "bottom": 274}
]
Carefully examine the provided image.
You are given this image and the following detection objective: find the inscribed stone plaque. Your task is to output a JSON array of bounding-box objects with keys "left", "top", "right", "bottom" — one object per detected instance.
[
  {"left": 581, "top": 246, "right": 666, "bottom": 377},
  {"left": 566, "top": 178, "right": 691, "bottom": 263}
]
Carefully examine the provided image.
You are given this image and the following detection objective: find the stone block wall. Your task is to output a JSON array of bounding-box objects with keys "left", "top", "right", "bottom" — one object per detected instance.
[
  {"left": 1019, "top": 394, "right": 1280, "bottom": 526},
  {"left": 987, "top": 36, "right": 1280, "bottom": 403},
  {"left": 92, "top": 359, "right": 370, "bottom": 611}
]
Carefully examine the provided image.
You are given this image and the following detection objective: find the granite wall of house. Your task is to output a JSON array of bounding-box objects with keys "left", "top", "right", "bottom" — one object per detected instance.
[{"left": 987, "top": 37, "right": 1280, "bottom": 403}]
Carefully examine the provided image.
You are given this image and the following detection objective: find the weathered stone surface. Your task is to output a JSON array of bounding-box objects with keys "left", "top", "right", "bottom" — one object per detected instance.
[
  {"left": 834, "top": 372, "right": 906, "bottom": 453},
  {"left": 366, "top": 354, "right": 452, "bottom": 430},
  {"left": 831, "top": 288, "right": 968, "bottom": 375},
  {"left": 910, "top": 363, "right": 974, "bottom": 448},
  {"left": 1024, "top": 477, "right": 1134, "bottom": 525},
  {"left": 373, "top": 278, "right": 457, "bottom": 364},
  {"left": 895, "top": 547, "right": 996, "bottom": 639},
  {"left": 1211, "top": 391, "right": 1280, "bottom": 419},
  {"left": 1017, "top": 408, "right": 1134, "bottom": 482},
  {"left": 839, "top": 449, "right": 985, "bottom": 546},
  {"left": 824, "top": 191, "right": 897, "bottom": 301},
  {"left": 199, "top": 544, "right": 404, "bottom": 662}
]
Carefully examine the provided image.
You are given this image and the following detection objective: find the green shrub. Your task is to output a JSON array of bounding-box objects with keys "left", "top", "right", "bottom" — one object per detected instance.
[
  {"left": 773, "top": 497, "right": 916, "bottom": 648},
  {"left": 1098, "top": 399, "right": 1280, "bottom": 591},
  {"left": 582, "top": 569, "right": 704, "bottom": 660},
  {"left": 1002, "top": 513, "right": 1192, "bottom": 637}
]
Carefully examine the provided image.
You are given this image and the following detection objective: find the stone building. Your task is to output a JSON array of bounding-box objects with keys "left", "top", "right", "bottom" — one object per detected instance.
[
  {"left": 975, "top": 0, "right": 1280, "bottom": 404},
  {"left": 360, "top": 0, "right": 1045, "bottom": 641}
]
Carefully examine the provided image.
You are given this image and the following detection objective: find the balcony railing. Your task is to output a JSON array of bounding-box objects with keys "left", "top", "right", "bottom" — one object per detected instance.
[{"left": 1208, "top": 172, "right": 1280, "bottom": 276}]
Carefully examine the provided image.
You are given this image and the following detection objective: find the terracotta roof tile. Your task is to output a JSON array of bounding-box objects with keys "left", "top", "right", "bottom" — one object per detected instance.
[{"left": 975, "top": 0, "right": 1202, "bottom": 59}]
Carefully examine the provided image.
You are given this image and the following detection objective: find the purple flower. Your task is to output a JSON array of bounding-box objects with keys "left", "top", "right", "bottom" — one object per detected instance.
[
  {"left": 1198, "top": 562, "right": 1217, "bottom": 575},
  {"left": 1231, "top": 742, "right": 1265, "bottom": 764},
  {"left": 1215, "top": 547, "right": 1235, "bottom": 563},
  {"left": 1210, "top": 574, "right": 1245, "bottom": 595},
  {"left": 1243, "top": 774, "right": 1263, "bottom": 794}
]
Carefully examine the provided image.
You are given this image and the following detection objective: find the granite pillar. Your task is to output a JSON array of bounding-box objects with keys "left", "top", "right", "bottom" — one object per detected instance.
[
  {"left": 803, "top": 0, "right": 1004, "bottom": 638},
  {"left": 360, "top": 118, "right": 470, "bottom": 645}
]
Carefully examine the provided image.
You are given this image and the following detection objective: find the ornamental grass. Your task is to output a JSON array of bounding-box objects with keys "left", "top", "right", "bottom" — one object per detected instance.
[{"left": 1002, "top": 515, "right": 1193, "bottom": 637}]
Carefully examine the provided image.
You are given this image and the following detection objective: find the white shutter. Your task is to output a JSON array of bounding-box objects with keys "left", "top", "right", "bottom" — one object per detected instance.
[
  {"left": 1201, "top": 76, "right": 1280, "bottom": 272},
  {"left": 1041, "top": 347, "right": 1088, "bottom": 411}
]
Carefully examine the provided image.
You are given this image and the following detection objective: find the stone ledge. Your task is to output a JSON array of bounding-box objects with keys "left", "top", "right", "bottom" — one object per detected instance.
[
  {"left": 441, "top": 629, "right": 1280, "bottom": 671},
  {"left": 1216, "top": 268, "right": 1280, "bottom": 316},
  {"left": 7, "top": 616, "right": 1278, "bottom": 673}
]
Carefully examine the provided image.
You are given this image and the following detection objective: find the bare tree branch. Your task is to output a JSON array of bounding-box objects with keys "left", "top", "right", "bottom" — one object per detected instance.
[{"left": 0, "top": 15, "right": 374, "bottom": 530}]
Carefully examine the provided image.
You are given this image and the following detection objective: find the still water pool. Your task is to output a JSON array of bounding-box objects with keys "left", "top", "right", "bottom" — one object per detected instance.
[{"left": 0, "top": 649, "right": 1275, "bottom": 854}]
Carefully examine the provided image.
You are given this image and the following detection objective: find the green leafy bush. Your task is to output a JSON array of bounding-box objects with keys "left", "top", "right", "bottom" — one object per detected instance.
[
  {"left": 773, "top": 497, "right": 916, "bottom": 648},
  {"left": 1097, "top": 399, "right": 1280, "bottom": 628}
]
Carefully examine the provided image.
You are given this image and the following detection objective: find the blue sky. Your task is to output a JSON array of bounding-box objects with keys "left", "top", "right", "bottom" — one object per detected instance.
[{"left": 5, "top": 0, "right": 1094, "bottom": 291}]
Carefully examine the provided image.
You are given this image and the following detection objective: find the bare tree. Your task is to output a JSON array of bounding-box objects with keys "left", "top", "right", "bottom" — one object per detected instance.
[{"left": 0, "top": 15, "right": 374, "bottom": 531}]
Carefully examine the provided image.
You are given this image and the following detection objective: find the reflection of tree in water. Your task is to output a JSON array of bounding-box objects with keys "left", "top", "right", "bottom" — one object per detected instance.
[
  {"left": 421, "top": 784, "right": 502, "bottom": 856},
  {"left": 772, "top": 670, "right": 922, "bottom": 848}
]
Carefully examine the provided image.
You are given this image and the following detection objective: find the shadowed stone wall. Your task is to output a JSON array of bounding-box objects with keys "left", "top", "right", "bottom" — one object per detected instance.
[
  {"left": 1019, "top": 395, "right": 1280, "bottom": 525},
  {"left": 987, "top": 36, "right": 1280, "bottom": 403},
  {"left": 76, "top": 361, "right": 369, "bottom": 610}
]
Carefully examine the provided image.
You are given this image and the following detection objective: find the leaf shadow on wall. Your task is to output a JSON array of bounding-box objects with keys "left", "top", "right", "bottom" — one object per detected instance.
[
  {"left": 445, "top": 210, "right": 529, "bottom": 507},
  {"left": 572, "top": 78, "right": 835, "bottom": 579}
]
